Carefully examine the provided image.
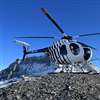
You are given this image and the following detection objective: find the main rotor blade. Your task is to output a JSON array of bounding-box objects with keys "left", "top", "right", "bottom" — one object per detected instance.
[
  {"left": 78, "top": 42, "right": 96, "bottom": 50},
  {"left": 79, "top": 33, "right": 100, "bottom": 37},
  {"left": 91, "top": 57, "right": 100, "bottom": 61},
  {"left": 41, "top": 8, "right": 65, "bottom": 34},
  {"left": 15, "top": 36, "right": 55, "bottom": 39}
]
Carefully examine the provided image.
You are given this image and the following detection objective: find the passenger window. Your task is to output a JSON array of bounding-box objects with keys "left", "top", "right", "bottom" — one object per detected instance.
[
  {"left": 70, "top": 43, "right": 80, "bottom": 55},
  {"left": 60, "top": 45, "right": 67, "bottom": 55}
]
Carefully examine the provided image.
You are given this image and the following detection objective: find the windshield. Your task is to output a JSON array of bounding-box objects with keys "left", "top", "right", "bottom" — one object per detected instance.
[{"left": 70, "top": 43, "right": 80, "bottom": 55}]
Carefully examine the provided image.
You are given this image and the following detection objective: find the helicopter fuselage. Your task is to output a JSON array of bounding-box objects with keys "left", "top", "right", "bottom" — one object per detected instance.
[
  {"left": 16, "top": 8, "right": 95, "bottom": 66},
  {"left": 48, "top": 39, "right": 92, "bottom": 65}
]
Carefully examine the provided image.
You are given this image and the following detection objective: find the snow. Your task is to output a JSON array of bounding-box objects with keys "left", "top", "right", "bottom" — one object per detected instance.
[
  {"left": 0, "top": 78, "right": 21, "bottom": 89},
  {"left": 20, "top": 63, "right": 57, "bottom": 76}
]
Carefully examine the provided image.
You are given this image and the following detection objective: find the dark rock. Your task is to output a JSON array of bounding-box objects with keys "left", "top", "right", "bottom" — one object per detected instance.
[{"left": 0, "top": 73, "right": 100, "bottom": 100}]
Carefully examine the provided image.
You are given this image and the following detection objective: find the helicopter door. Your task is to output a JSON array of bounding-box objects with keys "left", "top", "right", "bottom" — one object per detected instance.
[{"left": 60, "top": 45, "right": 67, "bottom": 55}]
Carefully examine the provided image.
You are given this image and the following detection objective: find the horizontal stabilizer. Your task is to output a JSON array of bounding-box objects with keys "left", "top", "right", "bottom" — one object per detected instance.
[{"left": 14, "top": 40, "right": 30, "bottom": 47}]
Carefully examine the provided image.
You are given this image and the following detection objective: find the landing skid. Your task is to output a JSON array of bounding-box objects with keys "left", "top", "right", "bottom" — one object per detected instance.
[{"left": 52, "top": 62, "right": 98, "bottom": 74}]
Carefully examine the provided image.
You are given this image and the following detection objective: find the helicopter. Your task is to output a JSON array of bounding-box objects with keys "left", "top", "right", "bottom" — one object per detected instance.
[{"left": 15, "top": 8, "right": 100, "bottom": 72}]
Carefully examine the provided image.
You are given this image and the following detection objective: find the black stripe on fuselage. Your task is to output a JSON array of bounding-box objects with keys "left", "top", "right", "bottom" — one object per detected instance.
[
  {"left": 52, "top": 44, "right": 61, "bottom": 64},
  {"left": 61, "top": 40, "right": 72, "bottom": 64},
  {"left": 48, "top": 47, "right": 55, "bottom": 63},
  {"left": 50, "top": 46, "right": 59, "bottom": 64},
  {"left": 55, "top": 41, "right": 65, "bottom": 64}
]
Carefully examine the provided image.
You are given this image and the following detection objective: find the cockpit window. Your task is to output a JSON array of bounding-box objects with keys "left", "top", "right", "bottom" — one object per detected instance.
[
  {"left": 70, "top": 43, "right": 80, "bottom": 55},
  {"left": 60, "top": 45, "right": 67, "bottom": 55},
  {"left": 83, "top": 48, "right": 91, "bottom": 61}
]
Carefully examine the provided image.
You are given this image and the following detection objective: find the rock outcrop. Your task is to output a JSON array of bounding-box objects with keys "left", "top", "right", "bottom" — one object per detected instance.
[{"left": 0, "top": 73, "right": 100, "bottom": 100}]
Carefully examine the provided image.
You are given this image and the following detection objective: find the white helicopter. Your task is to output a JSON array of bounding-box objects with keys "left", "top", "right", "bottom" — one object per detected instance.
[{"left": 15, "top": 8, "right": 100, "bottom": 72}]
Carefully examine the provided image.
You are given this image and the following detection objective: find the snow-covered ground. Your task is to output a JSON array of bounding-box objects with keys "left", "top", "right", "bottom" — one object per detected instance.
[
  {"left": 0, "top": 78, "right": 21, "bottom": 89},
  {"left": 0, "top": 62, "right": 99, "bottom": 89},
  {"left": 20, "top": 63, "right": 57, "bottom": 75},
  {"left": 0, "top": 55, "right": 99, "bottom": 88}
]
